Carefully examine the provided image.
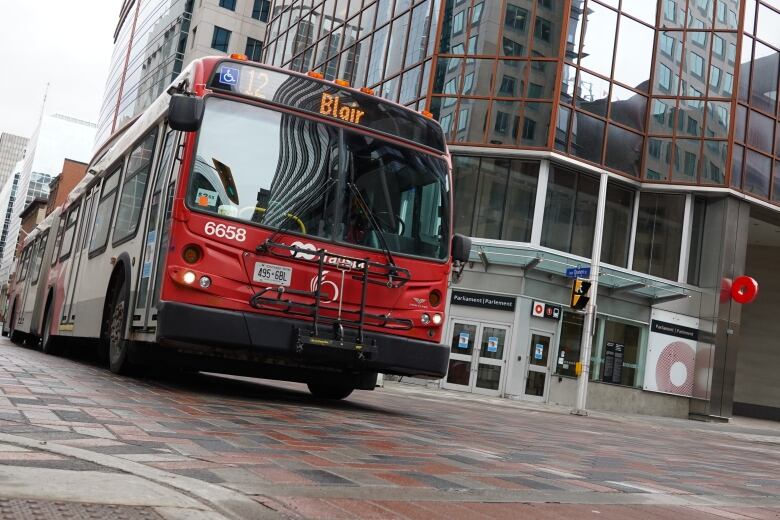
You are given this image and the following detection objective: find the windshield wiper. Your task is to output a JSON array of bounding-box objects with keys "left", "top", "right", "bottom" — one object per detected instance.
[
  {"left": 346, "top": 182, "right": 397, "bottom": 268},
  {"left": 258, "top": 177, "right": 336, "bottom": 250}
]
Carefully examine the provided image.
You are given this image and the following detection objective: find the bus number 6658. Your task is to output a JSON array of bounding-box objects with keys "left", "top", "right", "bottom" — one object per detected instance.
[{"left": 204, "top": 221, "right": 246, "bottom": 242}]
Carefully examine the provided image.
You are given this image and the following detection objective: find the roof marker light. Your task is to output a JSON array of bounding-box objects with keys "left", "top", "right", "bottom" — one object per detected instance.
[
  {"left": 360, "top": 87, "right": 375, "bottom": 95},
  {"left": 421, "top": 110, "right": 434, "bottom": 119},
  {"left": 335, "top": 79, "right": 350, "bottom": 87},
  {"left": 230, "top": 53, "right": 248, "bottom": 61},
  {"left": 307, "top": 71, "right": 325, "bottom": 79}
]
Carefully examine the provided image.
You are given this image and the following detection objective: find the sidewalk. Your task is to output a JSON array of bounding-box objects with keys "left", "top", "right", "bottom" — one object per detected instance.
[{"left": 0, "top": 432, "right": 281, "bottom": 520}]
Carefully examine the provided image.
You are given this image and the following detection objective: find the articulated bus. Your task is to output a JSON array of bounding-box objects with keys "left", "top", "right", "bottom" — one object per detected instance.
[{"left": 3, "top": 56, "right": 470, "bottom": 399}]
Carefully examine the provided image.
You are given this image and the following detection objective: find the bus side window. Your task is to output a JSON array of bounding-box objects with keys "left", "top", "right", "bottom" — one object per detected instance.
[
  {"left": 17, "top": 246, "right": 32, "bottom": 282},
  {"left": 31, "top": 231, "right": 49, "bottom": 285},
  {"left": 51, "top": 214, "right": 65, "bottom": 266},
  {"left": 59, "top": 203, "right": 81, "bottom": 261},
  {"left": 113, "top": 129, "right": 158, "bottom": 245},
  {"left": 89, "top": 166, "right": 122, "bottom": 256}
]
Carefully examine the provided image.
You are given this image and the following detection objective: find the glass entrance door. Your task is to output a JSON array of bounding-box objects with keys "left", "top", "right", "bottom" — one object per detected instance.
[
  {"left": 443, "top": 320, "right": 511, "bottom": 397},
  {"left": 524, "top": 331, "right": 554, "bottom": 402}
]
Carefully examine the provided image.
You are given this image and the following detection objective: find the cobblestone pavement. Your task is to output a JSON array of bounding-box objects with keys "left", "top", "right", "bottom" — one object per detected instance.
[{"left": 0, "top": 337, "right": 779, "bottom": 519}]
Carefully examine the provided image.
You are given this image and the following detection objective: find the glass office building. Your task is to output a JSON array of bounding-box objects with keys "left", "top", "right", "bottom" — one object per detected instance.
[
  {"left": 265, "top": 0, "right": 780, "bottom": 421},
  {"left": 97, "top": 0, "right": 270, "bottom": 148}
]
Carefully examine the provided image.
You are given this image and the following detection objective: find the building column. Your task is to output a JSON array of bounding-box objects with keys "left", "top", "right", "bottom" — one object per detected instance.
[{"left": 690, "top": 196, "right": 750, "bottom": 420}]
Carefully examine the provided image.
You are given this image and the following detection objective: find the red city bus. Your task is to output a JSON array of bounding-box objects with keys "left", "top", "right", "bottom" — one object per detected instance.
[{"left": 3, "top": 56, "right": 471, "bottom": 399}]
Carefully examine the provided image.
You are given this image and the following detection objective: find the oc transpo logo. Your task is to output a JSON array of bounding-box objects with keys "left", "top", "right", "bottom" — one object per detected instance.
[{"left": 290, "top": 241, "right": 341, "bottom": 303}]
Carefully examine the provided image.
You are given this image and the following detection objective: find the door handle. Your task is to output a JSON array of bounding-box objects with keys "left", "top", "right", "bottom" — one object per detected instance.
[{"left": 517, "top": 356, "right": 522, "bottom": 362}]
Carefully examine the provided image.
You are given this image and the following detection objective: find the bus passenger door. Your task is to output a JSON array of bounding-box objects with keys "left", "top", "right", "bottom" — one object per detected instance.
[
  {"left": 133, "top": 129, "right": 179, "bottom": 329},
  {"left": 61, "top": 192, "right": 95, "bottom": 326}
]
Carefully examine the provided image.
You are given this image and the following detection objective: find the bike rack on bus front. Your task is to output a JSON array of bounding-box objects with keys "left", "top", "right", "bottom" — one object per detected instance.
[{"left": 250, "top": 240, "right": 413, "bottom": 359}]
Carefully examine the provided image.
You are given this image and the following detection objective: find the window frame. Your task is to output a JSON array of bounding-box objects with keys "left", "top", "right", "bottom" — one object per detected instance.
[
  {"left": 88, "top": 164, "right": 124, "bottom": 258},
  {"left": 218, "top": 0, "right": 236, "bottom": 11},
  {"left": 59, "top": 202, "right": 82, "bottom": 261},
  {"left": 211, "top": 26, "right": 232, "bottom": 53},
  {"left": 112, "top": 128, "right": 160, "bottom": 247},
  {"left": 30, "top": 230, "right": 49, "bottom": 286}
]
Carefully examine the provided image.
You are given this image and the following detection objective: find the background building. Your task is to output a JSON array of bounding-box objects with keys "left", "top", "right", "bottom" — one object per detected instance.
[
  {"left": 0, "top": 114, "right": 96, "bottom": 293},
  {"left": 265, "top": 0, "right": 780, "bottom": 421},
  {"left": 0, "top": 133, "right": 28, "bottom": 189},
  {"left": 96, "top": 0, "right": 271, "bottom": 147},
  {"left": 46, "top": 159, "right": 90, "bottom": 216}
]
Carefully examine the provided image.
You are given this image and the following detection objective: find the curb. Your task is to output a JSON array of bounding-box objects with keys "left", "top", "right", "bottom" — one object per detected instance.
[{"left": 0, "top": 432, "right": 285, "bottom": 520}]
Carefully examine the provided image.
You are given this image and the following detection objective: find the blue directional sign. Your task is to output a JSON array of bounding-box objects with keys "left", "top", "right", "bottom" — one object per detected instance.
[
  {"left": 219, "top": 66, "right": 240, "bottom": 85},
  {"left": 565, "top": 266, "right": 591, "bottom": 279}
]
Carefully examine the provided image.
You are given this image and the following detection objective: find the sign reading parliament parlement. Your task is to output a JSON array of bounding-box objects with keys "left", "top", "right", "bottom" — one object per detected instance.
[{"left": 450, "top": 291, "right": 516, "bottom": 311}]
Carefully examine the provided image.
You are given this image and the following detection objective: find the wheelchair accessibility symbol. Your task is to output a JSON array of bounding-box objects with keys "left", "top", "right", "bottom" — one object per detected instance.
[{"left": 219, "top": 66, "right": 240, "bottom": 85}]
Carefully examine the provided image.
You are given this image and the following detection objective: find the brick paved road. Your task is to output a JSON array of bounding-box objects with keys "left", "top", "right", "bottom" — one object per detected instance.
[{"left": 0, "top": 337, "right": 779, "bottom": 519}]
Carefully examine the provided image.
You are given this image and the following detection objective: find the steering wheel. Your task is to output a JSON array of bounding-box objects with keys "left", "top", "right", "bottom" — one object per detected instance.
[
  {"left": 373, "top": 210, "right": 405, "bottom": 235},
  {"left": 238, "top": 206, "right": 307, "bottom": 234}
]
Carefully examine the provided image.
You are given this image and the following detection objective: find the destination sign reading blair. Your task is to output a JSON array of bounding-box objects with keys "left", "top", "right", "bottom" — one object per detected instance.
[{"left": 207, "top": 61, "right": 446, "bottom": 152}]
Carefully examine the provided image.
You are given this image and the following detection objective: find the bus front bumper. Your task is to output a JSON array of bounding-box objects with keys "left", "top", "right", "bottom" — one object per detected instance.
[{"left": 156, "top": 301, "right": 449, "bottom": 378}]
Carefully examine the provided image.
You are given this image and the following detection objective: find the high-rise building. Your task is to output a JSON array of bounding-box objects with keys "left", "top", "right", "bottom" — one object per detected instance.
[
  {"left": 96, "top": 0, "right": 271, "bottom": 147},
  {"left": 0, "top": 133, "right": 28, "bottom": 189},
  {"left": 265, "top": 0, "right": 780, "bottom": 421},
  {"left": 0, "top": 114, "right": 96, "bottom": 290}
]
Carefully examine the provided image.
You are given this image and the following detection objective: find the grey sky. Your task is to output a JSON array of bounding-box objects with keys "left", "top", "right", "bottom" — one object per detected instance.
[{"left": 0, "top": 1, "right": 122, "bottom": 139}]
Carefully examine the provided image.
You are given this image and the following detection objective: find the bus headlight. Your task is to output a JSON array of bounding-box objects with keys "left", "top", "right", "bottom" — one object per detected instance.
[
  {"left": 183, "top": 271, "right": 196, "bottom": 284},
  {"left": 420, "top": 313, "right": 431, "bottom": 325},
  {"left": 199, "top": 276, "right": 211, "bottom": 289},
  {"left": 432, "top": 314, "right": 442, "bottom": 325}
]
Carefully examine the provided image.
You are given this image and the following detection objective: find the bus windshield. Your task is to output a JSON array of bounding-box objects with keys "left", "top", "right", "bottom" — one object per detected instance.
[{"left": 189, "top": 98, "right": 450, "bottom": 260}]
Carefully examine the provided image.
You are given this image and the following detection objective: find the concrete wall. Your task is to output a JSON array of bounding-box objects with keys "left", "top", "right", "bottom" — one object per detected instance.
[
  {"left": 548, "top": 377, "right": 690, "bottom": 418},
  {"left": 734, "top": 244, "right": 780, "bottom": 415}
]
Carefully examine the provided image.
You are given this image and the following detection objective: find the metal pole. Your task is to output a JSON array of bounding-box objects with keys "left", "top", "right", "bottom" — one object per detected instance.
[{"left": 572, "top": 172, "right": 609, "bottom": 416}]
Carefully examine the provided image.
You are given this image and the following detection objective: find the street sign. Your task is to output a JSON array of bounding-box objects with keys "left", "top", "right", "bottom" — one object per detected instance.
[{"left": 565, "top": 266, "right": 591, "bottom": 278}]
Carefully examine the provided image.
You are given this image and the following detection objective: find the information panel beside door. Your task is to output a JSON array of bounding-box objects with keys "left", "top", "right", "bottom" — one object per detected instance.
[{"left": 443, "top": 320, "right": 511, "bottom": 397}]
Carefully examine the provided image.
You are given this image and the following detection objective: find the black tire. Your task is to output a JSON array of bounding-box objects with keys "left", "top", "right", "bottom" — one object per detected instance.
[
  {"left": 41, "top": 302, "right": 59, "bottom": 355},
  {"left": 307, "top": 383, "right": 354, "bottom": 400},
  {"left": 105, "top": 279, "right": 132, "bottom": 375}
]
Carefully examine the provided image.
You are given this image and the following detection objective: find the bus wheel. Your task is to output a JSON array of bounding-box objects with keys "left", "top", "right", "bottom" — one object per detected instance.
[
  {"left": 41, "top": 303, "right": 59, "bottom": 355},
  {"left": 106, "top": 283, "right": 132, "bottom": 374},
  {"left": 307, "top": 383, "right": 354, "bottom": 400}
]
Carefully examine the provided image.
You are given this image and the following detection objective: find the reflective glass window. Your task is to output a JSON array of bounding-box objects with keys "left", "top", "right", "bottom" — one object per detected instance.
[
  {"left": 731, "top": 143, "right": 744, "bottom": 188},
  {"left": 700, "top": 140, "right": 727, "bottom": 185},
  {"left": 211, "top": 26, "right": 231, "bottom": 52},
  {"left": 672, "top": 139, "right": 701, "bottom": 182},
  {"left": 405, "top": 2, "right": 431, "bottom": 67},
  {"left": 649, "top": 98, "right": 677, "bottom": 135},
  {"left": 747, "top": 110, "right": 774, "bottom": 154},
  {"left": 605, "top": 124, "right": 643, "bottom": 177},
  {"left": 502, "top": 161, "right": 538, "bottom": 242},
  {"left": 570, "top": 111, "right": 605, "bottom": 164},
  {"left": 622, "top": 0, "right": 658, "bottom": 24},
  {"left": 744, "top": 149, "right": 771, "bottom": 197},
  {"left": 489, "top": 100, "right": 521, "bottom": 144},
  {"left": 473, "top": 158, "right": 510, "bottom": 238},
  {"left": 757, "top": 4, "right": 780, "bottom": 49},
  {"left": 451, "top": 155, "right": 480, "bottom": 235},
  {"left": 454, "top": 98, "right": 490, "bottom": 142},
  {"left": 579, "top": 2, "right": 617, "bottom": 77},
  {"left": 705, "top": 101, "right": 730, "bottom": 138},
  {"left": 750, "top": 43, "right": 779, "bottom": 115},
  {"left": 601, "top": 182, "right": 634, "bottom": 267},
  {"left": 632, "top": 192, "right": 685, "bottom": 280},
  {"left": 610, "top": 85, "right": 646, "bottom": 131},
  {"left": 613, "top": 15, "right": 654, "bottom": 91},
  {"left": 114, "top": 130, "right": 158, "bottom": 244},
  {"left": 541, "top": 166, "right": 599, "bottom": 258},
  {"left": 646, "top": 138, "right": 673, "bottom": 180},
  {"left": 576, "top": 70, "right": 610, "bottom": 117},
  {"left": 521, "top": 102, "right": 551, "bottom": 147}
]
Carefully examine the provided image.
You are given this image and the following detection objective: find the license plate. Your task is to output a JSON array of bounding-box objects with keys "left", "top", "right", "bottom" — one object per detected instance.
[{"left": 253, "top": 262, "right": 292, "bottom": 286}]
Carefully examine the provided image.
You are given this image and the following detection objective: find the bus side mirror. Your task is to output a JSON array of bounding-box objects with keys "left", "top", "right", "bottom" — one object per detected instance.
[
  {"left": 168, "top": 94, "right": 204, "bottom": 132},
  {"left": 452, "top": 234, "right": 472, "bottom": 263}
]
